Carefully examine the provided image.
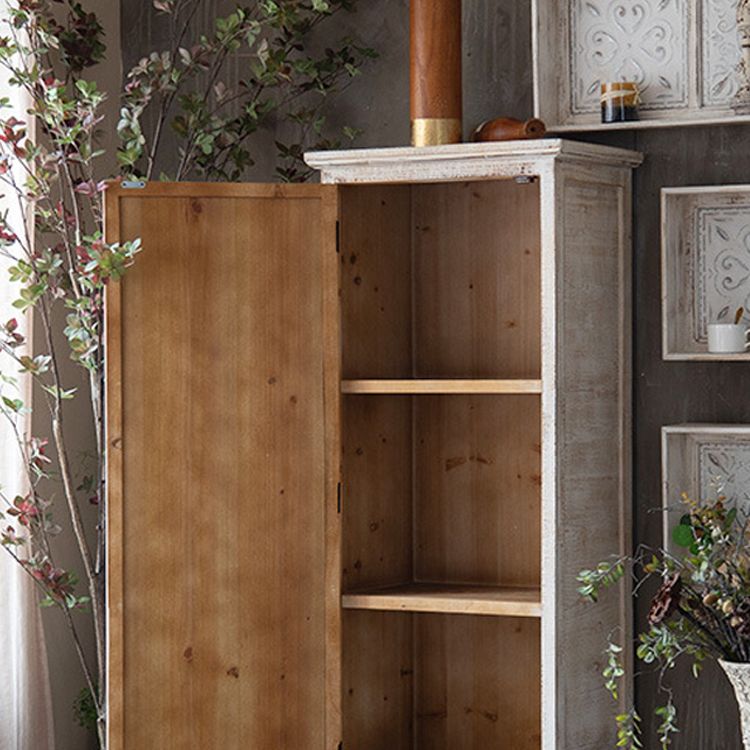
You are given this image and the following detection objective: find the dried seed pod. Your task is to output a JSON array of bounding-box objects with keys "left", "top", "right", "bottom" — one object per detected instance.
[{"left": 703, "top": 592, "right": 719, "bottom": 607}]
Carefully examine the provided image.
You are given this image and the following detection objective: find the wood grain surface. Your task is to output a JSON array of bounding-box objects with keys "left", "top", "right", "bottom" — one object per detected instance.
[{"left": 105, "top": 183, "right": 340, "bottom": 750}]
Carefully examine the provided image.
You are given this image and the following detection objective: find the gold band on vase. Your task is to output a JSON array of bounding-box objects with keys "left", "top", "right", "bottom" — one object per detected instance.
[{"left": 411, "top": 117, "right": 462, "bottom": 147}]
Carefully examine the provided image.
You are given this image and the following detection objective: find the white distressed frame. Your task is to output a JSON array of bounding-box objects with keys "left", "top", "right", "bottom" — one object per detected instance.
[
  {"left": 307, "top": 139, "right": 642, "bottom": 750},
  {"left": 662, "top": 184, "right": 750, "bottom": 360},
  {"left": 534, "top": 0, "right": 750, "bottom": 132},
  {"left": 662, "top": 424, "right": 750, "bottom": 552}
]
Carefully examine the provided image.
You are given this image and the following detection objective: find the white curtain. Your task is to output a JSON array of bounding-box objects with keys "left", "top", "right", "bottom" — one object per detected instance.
[{"left": 0, "top": 29, "right": 56, "bottom": 750}]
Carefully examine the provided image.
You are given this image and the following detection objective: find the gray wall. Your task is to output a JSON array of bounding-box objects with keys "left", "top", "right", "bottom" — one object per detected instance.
[{"left": 119, "top": 1, "right": 747, "bottom": 747}]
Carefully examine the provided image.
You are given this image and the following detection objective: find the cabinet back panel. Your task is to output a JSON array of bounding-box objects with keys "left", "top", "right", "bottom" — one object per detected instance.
[
  {"left": 415, "top": 614, "right": 541, "bottom": 749},
  {"left": 342, "top": 611, "right": 541, "bottom": 750},
  {"left": 342, "top": 396, "right": 413, "bottom": 591},
  {"left": 107, "top": 185, "right": 338, "bottom": 749},
  {"left": 412, "top": 181, "right": 541, "bottom": 379},
  {"left": 415, "top": 395, "right": 541, "bottom": 587},
  {"left": 340, "top": 184, "right": 413, "bottom": 379}
]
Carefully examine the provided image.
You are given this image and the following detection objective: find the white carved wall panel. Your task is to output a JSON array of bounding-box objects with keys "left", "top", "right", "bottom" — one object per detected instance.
[
  {"left": 662, "top": 185, "right": 750, "bottom": 360},
  {"left": 694, "top": 205, "right": 750, "bottom": 340},
  {"left": 570, "top": 0, "right": 689, "bottom": 115},
  {"left": 699, "top": 441, "right": 750, "bottom": 502},
  {"left": 662, "top": 425, "right": 750, "bottom": 551},
  {"left": 535, "top": 0, "right": 750, "bottom": 130},
  {"left": 702, "top": 0, "right": 743, "bottom": 107}
]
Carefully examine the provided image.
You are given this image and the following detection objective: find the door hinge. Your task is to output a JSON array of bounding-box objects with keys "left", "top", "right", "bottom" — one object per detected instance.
[
  {"left": 337, "top": 482, "right": 342, "bottom": 514},
  {"left": 335, "top": 220, "right": 341, "bottom": 254}
]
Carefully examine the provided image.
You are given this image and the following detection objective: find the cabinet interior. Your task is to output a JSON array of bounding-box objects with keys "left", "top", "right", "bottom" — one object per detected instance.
[{"left": 339, "top": 180, "right": 543, "bottom": 749}]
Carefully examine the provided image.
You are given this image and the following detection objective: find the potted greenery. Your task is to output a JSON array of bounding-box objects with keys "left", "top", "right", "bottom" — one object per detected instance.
[{"left": 579, "top": 494, "right": 750, "bottom": 749}]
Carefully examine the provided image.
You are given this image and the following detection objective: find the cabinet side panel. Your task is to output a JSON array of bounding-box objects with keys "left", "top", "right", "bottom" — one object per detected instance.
[
  {"left": 340, "top": 185, "right": 413, "bottom": 378},
  {"left": 109, "top": 188, "right": 336, "bottom": 749},
  {"left": 554, "top": 170, "right": 632, "bottom": 749},
  {"left": 342, "top": 610, "right": 414, "bottom": 749},
  {"left": 342, "top": 395, "right": 413, "bottom": 591}
]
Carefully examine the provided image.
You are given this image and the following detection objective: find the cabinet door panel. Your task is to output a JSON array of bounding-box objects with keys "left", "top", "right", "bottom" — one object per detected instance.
[{"left": 105, "top": 183, "right": 339, "bottom": 750}]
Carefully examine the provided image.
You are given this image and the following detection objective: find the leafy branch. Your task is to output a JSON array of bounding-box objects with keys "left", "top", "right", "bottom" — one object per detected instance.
[{"left": 119, "top": 0, "right": 376, "bottom": 182}]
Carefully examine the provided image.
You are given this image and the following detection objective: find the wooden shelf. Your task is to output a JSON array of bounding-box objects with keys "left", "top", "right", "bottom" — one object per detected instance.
[
  {"left": 341, "top": 379, "right": 542, "bottom": 395},
  {"left": 341, "top": 583, "right": 542, "bottom": 618}
]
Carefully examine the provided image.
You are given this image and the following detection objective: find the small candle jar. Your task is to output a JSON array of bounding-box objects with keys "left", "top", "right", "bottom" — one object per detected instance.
[{"left": 600, "top": 82, "right": 640, "bottom": 124}]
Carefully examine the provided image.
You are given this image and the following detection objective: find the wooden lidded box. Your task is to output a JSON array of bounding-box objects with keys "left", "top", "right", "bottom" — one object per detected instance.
[{"left": 105, "top": 139, "right": 641, "bottom": 750}]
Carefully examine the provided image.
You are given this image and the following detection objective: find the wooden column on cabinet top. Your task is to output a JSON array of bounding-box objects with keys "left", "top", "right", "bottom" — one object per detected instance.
[{"left": 410, "top": 0, "right": 462, "bottom": 146}]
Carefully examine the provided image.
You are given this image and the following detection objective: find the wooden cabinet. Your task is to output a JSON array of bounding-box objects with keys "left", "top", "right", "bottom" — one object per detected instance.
[{"left": 105, "top": 140, "right": 641, "bottom": 749}]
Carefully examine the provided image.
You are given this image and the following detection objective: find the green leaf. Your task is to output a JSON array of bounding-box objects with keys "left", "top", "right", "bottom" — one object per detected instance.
[
  {"left": 672, "top": 523, "right": 694, "bottom": 548},
  {"left": 2, "top": 396, "right": 23, "bottom": 412},
  {"left": 725, "top": 507, "right": 738, "bottom": 529}
]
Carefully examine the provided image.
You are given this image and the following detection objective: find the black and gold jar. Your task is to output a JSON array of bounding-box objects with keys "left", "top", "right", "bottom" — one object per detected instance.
[{"left": 600, "top": 82, "right": 640, "bottom": 124}]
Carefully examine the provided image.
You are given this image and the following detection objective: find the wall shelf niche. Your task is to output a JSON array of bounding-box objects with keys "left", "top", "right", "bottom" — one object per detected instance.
[
  {"left": 534, "top": 0, "right": 750, "bottom": 132},
  {"left": 662, "top": 424, "right": 750, "bottom": 552},
  {"left": 662, "top": 185, "right": 750, "bottom": 360}
]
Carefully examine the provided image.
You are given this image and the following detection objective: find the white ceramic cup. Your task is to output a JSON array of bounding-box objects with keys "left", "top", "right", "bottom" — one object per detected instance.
[{"left": 708, "top": 323, "right": 750, "bottom": 353}]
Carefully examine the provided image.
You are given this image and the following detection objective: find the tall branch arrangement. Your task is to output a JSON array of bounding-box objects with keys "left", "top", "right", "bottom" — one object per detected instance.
[
  {"left": 0, "top": 1, "right": 374, "bottom": 747},
  {"left": 118, "top": 0, "right": 376, "bottom": 182},
  {"left": 0, "top": 2, "right": 140, "bottom": 747},
  {"left": 578, "top": 494, "right": 750, "bottom": 749}
]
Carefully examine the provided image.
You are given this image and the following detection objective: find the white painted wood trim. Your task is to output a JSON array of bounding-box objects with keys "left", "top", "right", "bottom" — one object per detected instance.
[
  {"left": 664, "top": 424, "right": 750, "bottom": 435},
  {"left": 663, "top": 184, "right": 750, "bottom": 195},
  {"left": 539, "top": 162, "right": 558, "bottom": 750},
  {"left": 305, "top": 140, "right": 643, "bottom": 185},
  {"left": 548, "top": 113, "right": 750, "bottom": 133}
]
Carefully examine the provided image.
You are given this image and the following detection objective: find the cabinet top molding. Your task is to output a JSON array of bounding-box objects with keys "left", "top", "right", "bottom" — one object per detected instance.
[{"left": 305, "top": 139, "right": 643, "bottom": 183}]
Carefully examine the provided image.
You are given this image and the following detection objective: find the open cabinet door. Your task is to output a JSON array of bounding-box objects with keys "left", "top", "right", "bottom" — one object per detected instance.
[{"left": 104, "top": 183, "right": 340, "bottom": 750}]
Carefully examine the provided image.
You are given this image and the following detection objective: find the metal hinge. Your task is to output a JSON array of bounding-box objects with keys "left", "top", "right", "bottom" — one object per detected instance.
[
  {"left": 122, "top": 179, "right": 147, "bottom": 189},
  {"left": 335, "top": 220, "right": 341, "bottom": 254},
  {"left": 337, "top": 482, "right": 342, "bottom": 514}
]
